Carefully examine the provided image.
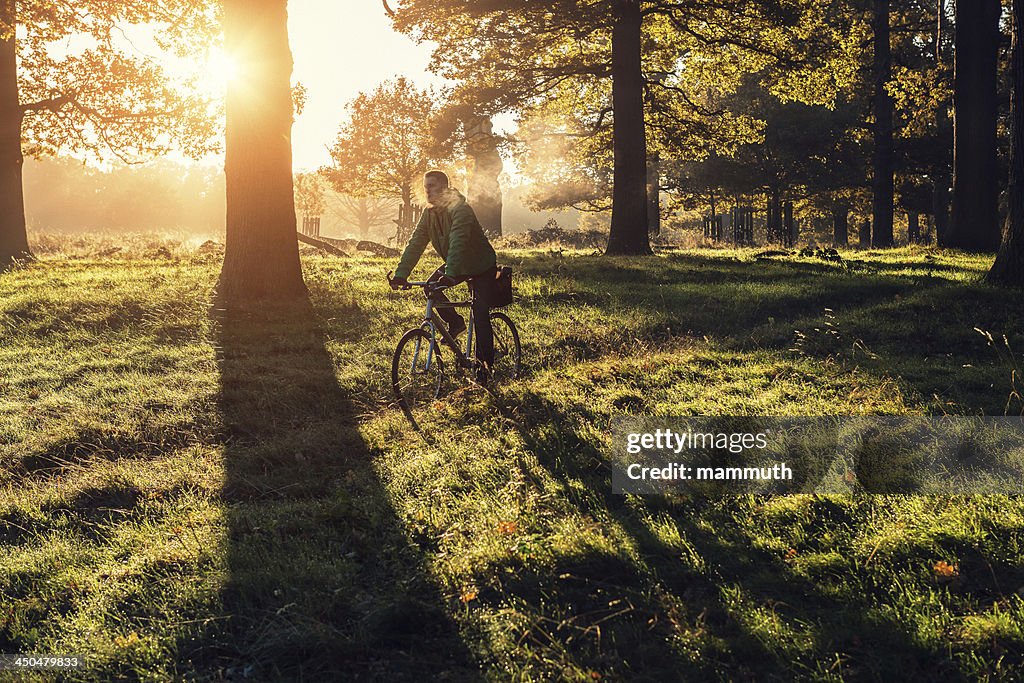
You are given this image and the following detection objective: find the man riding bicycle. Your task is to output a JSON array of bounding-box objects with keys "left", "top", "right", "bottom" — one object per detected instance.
[{"left": 389, "top": 170, "right": 498, "bottom": 386}]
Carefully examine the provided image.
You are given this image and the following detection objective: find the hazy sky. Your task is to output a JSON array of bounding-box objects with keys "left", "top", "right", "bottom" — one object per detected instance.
[{"left": 287, "top": 1, "right": 446, "bottom": 171}]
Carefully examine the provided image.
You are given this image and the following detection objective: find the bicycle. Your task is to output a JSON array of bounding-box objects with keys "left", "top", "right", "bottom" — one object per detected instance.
[{"left": 387, "top": 271, "right": 521, "bottom": 426}]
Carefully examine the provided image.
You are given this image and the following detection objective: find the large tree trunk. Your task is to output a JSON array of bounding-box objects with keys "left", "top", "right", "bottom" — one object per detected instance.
[
  {"left": 465, "top": 116, "right": 503, "bottom": 237},
  {"left": 908, "top": 212, "right": 920, "bottom": 243},
  {"left": 859, "top": 219, "right": 872, "bottom": 249},
  {"left": 832, "top": 204, "right": 849, "bottom": 247},
  {"left": 872, "top": 0, "right": 894, "bottom": 247},
  {"left": 950, "top": 0, "right": 1002, "bottom": 252},
  {"left": 218, "top": 0, "right": 306, "bottom": 304},
  {"left": 396, "top": 183, "right": 414, "bottom": 244},
  {"left": 933, "top": 127, "right": 952, "bottom": 244},
  {"left": 0, "top": 1, "right": 29, "bottom": 267},
  {"left": 990, "top": 0, "right": 1024, "bottom": 284},
  {"left": 783, "top": 200, "right": 795, "bottom": 247},
  {"left": 647, "top": 151, "right": 660, "bottom": 236},
  {"left": 400, "top": 184, "right": 412, "bottom": 221},
  {"left": 605, "top": 0, "right": 651, "bottom": 255},
  {"left": 767, "top": 188, "right": 782, "bottom": 244},
  {"left": 709, "top": 191, "right": 717, "bottom": 240},
  {"left": 933, "top": 0, "right": 952, "bottom": 246}
]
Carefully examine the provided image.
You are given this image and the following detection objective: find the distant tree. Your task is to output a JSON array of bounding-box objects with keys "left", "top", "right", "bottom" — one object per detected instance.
[
  {"left": 294, "top": 172, "right": 327, "bottom": 219},
  {"left": 427, "top": 101, "right": 507, "bottom": 235},
  {"left": 218, "top": 0, "right": 307, "bottom": 304},
  {"left": 512, "top": 102, "right": 614, "bottom": 214},
  {"left": 673, "top": 0, "right": 956, "bottom": 248},
  {"left": 883, "top": 0, "right": 955, "bottom": 246},
  {"left": 464, "top": 116, "right": 504, "bottom": 237},
  {"left": 323, "top": 77, "right": 447, "bottom": 230},
  {"left": 665, "top": 78, "right": 865, "bottom": 245},
  {"left": 949, "top": 0, "right": 1002, "bottom": 252},
  {"left": 327, "top": 194, "right": 396, "bottom": 240},
  {"left": 990, "top": 0, "right": 1024, "bottom": 284},
  {"left": 0, "top": 0, "right": 219, "bottom": 267}
]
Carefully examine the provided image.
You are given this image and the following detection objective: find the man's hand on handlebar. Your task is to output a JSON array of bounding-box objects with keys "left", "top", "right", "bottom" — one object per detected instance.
[
  {"left": 427, "top": 274, "right": 457, "bottom": 296},
  {"left": 387, "top": 272, "right": 409, "bottom": 290}
]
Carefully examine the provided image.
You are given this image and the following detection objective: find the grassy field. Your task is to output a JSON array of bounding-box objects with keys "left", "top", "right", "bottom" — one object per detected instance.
[{"left": 2, "top": 238, "right": 1024, "bottom": 681}]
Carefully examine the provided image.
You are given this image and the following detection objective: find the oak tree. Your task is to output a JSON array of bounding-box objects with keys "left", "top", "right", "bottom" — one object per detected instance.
[
  {"left": 323, "top": 77, "right": 448, "bottom": 236},
  {"left": 0, "top": 0, "right": 219, "bottom": 267}
]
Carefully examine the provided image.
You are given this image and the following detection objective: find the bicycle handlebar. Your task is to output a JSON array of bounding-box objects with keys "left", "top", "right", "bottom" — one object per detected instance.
[{"left": 386, "top": 270, "right": 454, "bottom": 292}]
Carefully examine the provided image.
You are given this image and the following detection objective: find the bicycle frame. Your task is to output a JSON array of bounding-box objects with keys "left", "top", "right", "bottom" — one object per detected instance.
[{"left": 404, "top": 281, "right": 478, "bottom": 373}]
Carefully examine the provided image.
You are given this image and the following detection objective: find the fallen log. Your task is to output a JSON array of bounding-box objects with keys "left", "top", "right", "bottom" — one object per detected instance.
[
  {"left": 296, "top": 231, "right": 349, "bottom": 256},
  {"left": 355, "top": 240, "right": 400, "bottom": 257},
  {"left": 319, "top": 236, "right": 400, "bottom": 257},
  {"left": 297, "top": 232, "right": 400, "bottom": 258}
]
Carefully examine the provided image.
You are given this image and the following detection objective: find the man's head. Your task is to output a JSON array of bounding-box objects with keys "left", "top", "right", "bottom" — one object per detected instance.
[{"left": 424, "top": 170, "right": 449, "bottom": 205}]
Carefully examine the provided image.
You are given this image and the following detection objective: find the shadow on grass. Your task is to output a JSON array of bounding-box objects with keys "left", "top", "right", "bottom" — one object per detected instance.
[
  {"left": 524, "top": 253, "right": 1021, "bottom": 414},
  {"left": 200, "top": 299, "right": 481, "bottom": 681},
  {"left": 495, "top": 390, "right": 965, "bottom": 680}
]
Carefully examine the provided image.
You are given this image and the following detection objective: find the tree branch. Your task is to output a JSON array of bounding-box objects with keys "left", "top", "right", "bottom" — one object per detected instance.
[{"left": 20, "top": 93, "right": 75, "bottom": 114}]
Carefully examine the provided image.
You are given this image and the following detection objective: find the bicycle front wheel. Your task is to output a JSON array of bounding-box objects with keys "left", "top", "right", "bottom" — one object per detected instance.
[
  {"left": 392, "top": 328, "right": 447, "bottom": 422},
  {"left": 488, "top": 311, "right": 521, "bottom": 385}
]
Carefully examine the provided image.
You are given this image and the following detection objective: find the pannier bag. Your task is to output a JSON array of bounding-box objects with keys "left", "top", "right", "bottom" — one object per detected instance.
[{"left": 492, "top": 265, "right": 513, "bottom": 308}]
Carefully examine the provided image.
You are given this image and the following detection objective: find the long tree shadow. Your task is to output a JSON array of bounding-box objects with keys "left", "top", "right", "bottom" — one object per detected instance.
[
  {"left": 497, "top": 390, "right": 966, "bottom": 680},
  {"left": 204, "top": 299, "right": 482, "bottom": 681},
  {"left": 520, "top": 254, "right": 1021, "bottom": 414},
  {"left": 520, "top": 254, "right": 997, "bottom": 342}
]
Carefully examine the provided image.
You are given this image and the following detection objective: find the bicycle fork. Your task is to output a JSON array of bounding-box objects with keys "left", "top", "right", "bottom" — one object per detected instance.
[{"left": 410, "top": 330, "right": 436, "bottom": 375}]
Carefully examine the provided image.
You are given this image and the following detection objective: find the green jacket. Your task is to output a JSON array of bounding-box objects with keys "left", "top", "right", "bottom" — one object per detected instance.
[{"left": 394, "top": 189, "right": 497, "bottom": 280}]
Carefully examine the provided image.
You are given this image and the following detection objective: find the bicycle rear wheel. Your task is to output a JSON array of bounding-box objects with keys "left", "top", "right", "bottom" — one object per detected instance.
[
  {"left": 392, "top": 328, "right": 447, "bottom": 424},
  {"left": 487, "top": 311, "right": 521, "bottom": 385}
]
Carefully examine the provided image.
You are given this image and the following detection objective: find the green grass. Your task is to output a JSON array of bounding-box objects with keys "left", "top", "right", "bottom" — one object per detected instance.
[{"left": 2, "top": 241, "right": 1024, "bottom": 681}]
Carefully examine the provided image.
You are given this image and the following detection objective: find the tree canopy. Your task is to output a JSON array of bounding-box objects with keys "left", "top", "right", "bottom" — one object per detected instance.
[
  {"left": 0, "top": 0, "right": 221, "bottom": 265},
  {"left": 323, "top": 76, "right": 449, "bottom": 215}
]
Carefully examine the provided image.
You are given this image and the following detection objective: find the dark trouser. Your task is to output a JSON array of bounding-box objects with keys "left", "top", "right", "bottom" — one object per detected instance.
[{"left": 428, "top": 265, "right": 497, "bottom": 372}]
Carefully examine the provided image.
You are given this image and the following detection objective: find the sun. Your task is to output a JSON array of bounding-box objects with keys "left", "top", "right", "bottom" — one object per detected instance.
[{"left": 193, "top": 47, "right": 240, "bottom": 99}]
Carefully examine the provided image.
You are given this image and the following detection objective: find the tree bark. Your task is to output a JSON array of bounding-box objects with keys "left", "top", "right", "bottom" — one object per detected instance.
[
  {"left": 950, "top": 0, "right": 1002, "bottom": 252},
  {"left": 859, "top": 219, "right": 872, "bottom": 249},
  {"left": 908, "top": 211, "right": 920, "bottom": 243},
  {"left": 767, "top": 189, "right": 782, "bottom": 244},
  {"left": 783, "top": 200, "right": 795, "bottom": 247},
  {"left": 933, "top": 0, "right": 952, "bottom": 246},
  {"left": 989, "top": 0, "right": 1024, "bottom": 284},
  {"left": 647, "top": 150, "right": 660, "bottom": 235},
  {"left": 832, "top": 204, "right": 849, "bottom": 247},
  {"left": 0, "top": 0, "right": 29, "bottom": 267},
  {"left": 872, "top": 0, "right": 894, "bottom": 247},
  {"left": 605, "top": 0, "right": 651, "bottom": 255},
  {"left": 218, "top": 0, "right": 307, "bottom": 304},
  {"left": 710, "top": 191, "right": 717, "bottom": 240}
]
